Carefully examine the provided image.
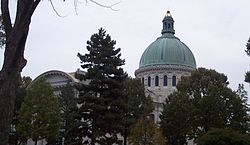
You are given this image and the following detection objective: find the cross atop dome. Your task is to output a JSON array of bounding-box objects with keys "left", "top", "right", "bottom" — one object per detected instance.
[{"left": 161, "top": 10, "right": 175, "bottom": 34}]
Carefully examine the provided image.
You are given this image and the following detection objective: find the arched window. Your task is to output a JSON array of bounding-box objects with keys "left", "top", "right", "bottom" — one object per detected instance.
[
  {"left": 142, "top": 77, "right": 144, "bottom": 85},
  {"left": 148, "top": 76, "right": 151, "bottom": 87},
  {"left": 155, "top": 76, "right": 159, "bottom": 86},
  {"left": 168, "top": 23, "right": 171, "bottom": 28},
  {"left": 163, "top": 75, "right": 168, "bottom": 86},
  {"left": 164, "top": 22, "right": 167, "bottom": 29},
  {"left": 172, "top": 75, "right": 176, "bottom": 87}
]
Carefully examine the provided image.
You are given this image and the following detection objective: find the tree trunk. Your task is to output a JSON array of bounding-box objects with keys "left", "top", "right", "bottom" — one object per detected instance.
[
  {"left": 0, "top": 55, "right": 23, "bottom": 145},
  {"left": 0, "top": 0, "right": 41, "bottom": 144}
]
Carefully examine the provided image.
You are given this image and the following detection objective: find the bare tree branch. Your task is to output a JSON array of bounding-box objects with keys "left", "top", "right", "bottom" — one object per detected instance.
[
  {"left": 49, "top": 0, "right": 67, "bottom": 17},
  {"left": 89, "top": 0, "right": 121, "bottom": 11}
]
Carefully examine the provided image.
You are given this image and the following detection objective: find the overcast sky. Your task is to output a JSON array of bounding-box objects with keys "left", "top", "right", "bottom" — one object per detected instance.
[{"left": 1, "top": 0, "right": 250, "bottom": 94}]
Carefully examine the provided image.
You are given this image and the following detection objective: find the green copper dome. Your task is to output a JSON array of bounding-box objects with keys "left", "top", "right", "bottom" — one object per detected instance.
[{"left": 139, "top": 11, "right": 196, "bottom": 69}]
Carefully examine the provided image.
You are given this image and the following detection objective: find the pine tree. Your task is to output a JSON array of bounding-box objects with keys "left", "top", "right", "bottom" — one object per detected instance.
[{"left": 77, "top": 28, "right": 127, "bottom": 145}]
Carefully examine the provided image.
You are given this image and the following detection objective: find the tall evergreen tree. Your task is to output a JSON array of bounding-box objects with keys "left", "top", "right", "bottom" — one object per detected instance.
[{"left": 77, "top": 28, "right": 127, "bottom": 145}]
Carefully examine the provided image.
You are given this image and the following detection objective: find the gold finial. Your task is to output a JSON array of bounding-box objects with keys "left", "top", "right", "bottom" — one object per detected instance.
[{"left": 166, "top": 11, "right": 171, "bottom": 16}]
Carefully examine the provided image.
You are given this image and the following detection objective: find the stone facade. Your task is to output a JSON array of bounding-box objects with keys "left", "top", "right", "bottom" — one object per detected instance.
[{"left": 135, "top": 65, "right": 194, "bottom": 122}]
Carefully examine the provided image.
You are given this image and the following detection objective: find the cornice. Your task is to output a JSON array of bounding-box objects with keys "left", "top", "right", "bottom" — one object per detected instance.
[{"left": 135, "top": 65, "right": 195, "bottom": 76}]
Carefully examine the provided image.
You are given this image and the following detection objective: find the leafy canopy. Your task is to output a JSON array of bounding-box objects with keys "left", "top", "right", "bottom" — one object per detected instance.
[
  {"left": 17, "top": 78, "right": 60, "bottom": 143},
  {"left": 160, "top": 68, "right": 250, "bottom": 145},
  {"left": 196, "top": 128, "right": 250, "bottom": 145},
  {"left": 129, "top": 115, "right": 165, "bottom": 145}
]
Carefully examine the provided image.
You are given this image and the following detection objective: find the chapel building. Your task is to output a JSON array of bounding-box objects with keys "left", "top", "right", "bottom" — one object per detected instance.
[{"left": 135, "top": 11, "right": 196, "bottom": 122}]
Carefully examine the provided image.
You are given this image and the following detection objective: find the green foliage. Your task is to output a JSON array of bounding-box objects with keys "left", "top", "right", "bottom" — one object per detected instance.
[
  {"left": 196, "top": 128, "right": 250, "bottom": 145},
  {"left": 77, "top": 28, "right": 127, "bottom": 144},
  {"left": 160, "top": 93, "right": 192, "bottom": 145},
  {"left": 128, "top": 115, "right": 166, "bottom": 145},
  {"left": 160, "top": 68, "right": 250, "bottom": 145},
  {"left": 120, "top": 77, "right": 153, "bottom": 145},
  {"left": 17, "top": 78, "right": 60, "bottom": 143},
  {"left": 57, "top": 84, "right": 80, "bottom": 145}
]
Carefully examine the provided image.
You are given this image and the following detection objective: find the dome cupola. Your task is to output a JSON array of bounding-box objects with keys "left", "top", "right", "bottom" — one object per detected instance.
[
  {"left": 138, "top": 11, "right": 196, "bottom": 69},
  {"left": 162, "top": 11, "right": 175, "bottom": 34}
]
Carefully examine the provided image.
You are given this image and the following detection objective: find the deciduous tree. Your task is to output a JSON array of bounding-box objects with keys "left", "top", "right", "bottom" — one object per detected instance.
[
  {"left": 196, "top": 128, "right": 250, "bottom": 145},
  {"left": 160, "top": 68, "right": 250, "bottom": 145},
  {"left": 16, "top": 78, "right": 60, "bottom": 145},
  {"left": 77, "top": 28, "right": 127, "bottom": 145},
  {"left": 128, "top": 115, "right": 165, "bottom": 145}
]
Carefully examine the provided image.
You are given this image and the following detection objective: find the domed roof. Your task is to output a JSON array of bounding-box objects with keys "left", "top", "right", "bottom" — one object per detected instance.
[{"left": 139, "top": 11, "right": 196, "bottom": 69}]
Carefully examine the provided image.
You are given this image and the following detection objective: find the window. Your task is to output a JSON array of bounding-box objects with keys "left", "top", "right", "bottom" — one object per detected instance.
[
  {"left": 142, "top": 77, "right": 144, "bottom": 85},
  {"left": 172, "top": 75, "right": 176, "bottom": 86},
  {"left": 163, "top": 75, "right": 168, "bottom": 86},
  {"left": 148, "top": 76, "right": 151, "bottom": 86},
  {"left": 168, "top": 23, "right": 171, "bottom": 28},
  {"left": 155, "top": 76, "right": 159, "bottom": 86}
]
